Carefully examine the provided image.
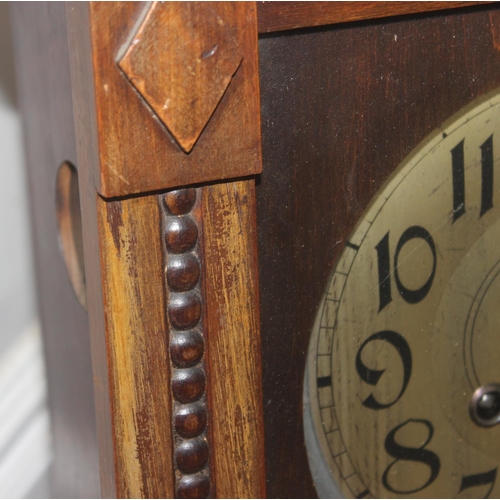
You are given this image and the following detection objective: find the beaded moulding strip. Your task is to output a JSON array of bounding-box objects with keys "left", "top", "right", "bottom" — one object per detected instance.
[{"left": 160, "top": 188, "right": 212, "bottom": 499}]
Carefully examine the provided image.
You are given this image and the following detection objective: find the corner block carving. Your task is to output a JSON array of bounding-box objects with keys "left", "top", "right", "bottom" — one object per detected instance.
[{"left": 119, "top": 2, "right": 243, "bottom": 153}]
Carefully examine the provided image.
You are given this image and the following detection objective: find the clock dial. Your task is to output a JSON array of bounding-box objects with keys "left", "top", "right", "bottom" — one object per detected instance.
[{"left": 305, "top": 88, "right": 500, "bottom": 498}]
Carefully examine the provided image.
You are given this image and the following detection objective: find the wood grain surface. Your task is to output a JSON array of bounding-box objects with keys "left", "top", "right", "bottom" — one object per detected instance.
[
  {"left": 202, "top": 181, "right": 266, "bottom": 499},
  {"left": 11, "top": 3, "right": 101, "bottom": 497},
  {"left": 98, "top": 195, "right": 174, "bottom": 498},
  {"left": 79, "top": 2, "right": 262, "bottom": 197},
  {"left": 257, "top": 1, "right": 493, "bottom": 33},
  {"left": 257, "top": 4, "right": 500, "bottom": 498}
]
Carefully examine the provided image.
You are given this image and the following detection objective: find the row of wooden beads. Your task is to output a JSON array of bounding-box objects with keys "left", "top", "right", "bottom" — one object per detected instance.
[{"left": 163, "top": 189, "right": 211, "bottom": 499}]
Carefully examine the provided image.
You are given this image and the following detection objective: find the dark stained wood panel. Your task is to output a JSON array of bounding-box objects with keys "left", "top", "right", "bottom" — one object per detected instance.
[
  {"left": 257, "top": 5, "right": 500, "bottom": 498},
  {"left": 257, "top": 1, "right": 493, "bottom": 33}
]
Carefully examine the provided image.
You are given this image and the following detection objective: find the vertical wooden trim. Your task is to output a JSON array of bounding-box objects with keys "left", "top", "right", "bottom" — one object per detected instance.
[
  {"left": 202, "top": 180, "right": 266, "bottom": 498},
  {"left": 97, "top": 195, "right": 175, "bottom": 498},
  {"left": 67, "top": 1, "right": 265, "bottom": 497}
]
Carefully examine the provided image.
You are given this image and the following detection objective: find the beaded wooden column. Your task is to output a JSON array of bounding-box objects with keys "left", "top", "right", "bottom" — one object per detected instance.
[
  {"left": 66, "top": 2, "right": 266, "bottom": 497},
  {"left": 160, "top": 189, "right": 213, "bottom": 498}
]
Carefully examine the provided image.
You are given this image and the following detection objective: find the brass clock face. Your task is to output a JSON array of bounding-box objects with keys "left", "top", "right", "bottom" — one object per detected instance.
[{"left": 305, "top": 88, "right": 500, "bottom": 499}]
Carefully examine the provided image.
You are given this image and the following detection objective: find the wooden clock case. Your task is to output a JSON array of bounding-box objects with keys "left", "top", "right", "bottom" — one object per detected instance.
[{"left": 10, "top": 1, "right": 500, "bottom": 498}]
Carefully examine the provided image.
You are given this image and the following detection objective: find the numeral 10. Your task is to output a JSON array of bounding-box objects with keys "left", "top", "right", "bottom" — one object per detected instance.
[{"left": 376, "top": 226, "right": 437, "bottom": 312}]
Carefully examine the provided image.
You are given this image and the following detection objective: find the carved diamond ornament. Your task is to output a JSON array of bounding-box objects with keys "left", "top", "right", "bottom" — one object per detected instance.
[{"left": 119, "top": 2, "right": 243, "bottom": 153}]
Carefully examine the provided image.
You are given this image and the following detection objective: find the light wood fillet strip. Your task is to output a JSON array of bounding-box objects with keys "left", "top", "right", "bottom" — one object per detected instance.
[
  {"left": 202, "top": 180, "right": 266, "bottom": 498},
  {"left": 98, "top": 195, "right": 175, "bottom": 498}
]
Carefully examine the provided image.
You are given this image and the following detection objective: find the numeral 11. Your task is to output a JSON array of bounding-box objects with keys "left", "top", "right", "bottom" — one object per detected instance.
[{"left": 451, "top": 134, "right": 494, "bottom": 222}]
